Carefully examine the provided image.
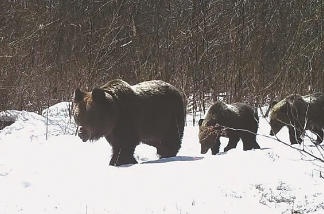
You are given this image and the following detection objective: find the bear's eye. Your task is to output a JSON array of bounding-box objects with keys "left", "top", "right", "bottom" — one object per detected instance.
[{"left": 206, "top": 120, "right": 216, "bottom": 126}]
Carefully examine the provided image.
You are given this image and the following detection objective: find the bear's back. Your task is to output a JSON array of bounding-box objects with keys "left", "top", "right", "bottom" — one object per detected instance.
[
  {"left": 132, "top": 80, "right": 185, "bottom": 140},
  {"left": 303, "top": 92, "right": 324, "bottom": 126},
  {"left": 204, "top": 102, "right": 240, "bottom": 128},
  {"left": 204, "top": 101, "right": 257, "bottom": 131}
]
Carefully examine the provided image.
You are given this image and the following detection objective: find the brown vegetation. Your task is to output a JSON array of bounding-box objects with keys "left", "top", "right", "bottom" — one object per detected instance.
[{"left": 0, "top": 0, "right": 323, "bottom": 114}]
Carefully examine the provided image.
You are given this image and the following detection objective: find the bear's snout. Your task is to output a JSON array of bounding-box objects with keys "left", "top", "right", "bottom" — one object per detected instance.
[
  {"left": 200, "top": 145, "right": 209, "bottom": 154},
  {"left": 78, "top": 126, "right": 90, "bottom": 142}
]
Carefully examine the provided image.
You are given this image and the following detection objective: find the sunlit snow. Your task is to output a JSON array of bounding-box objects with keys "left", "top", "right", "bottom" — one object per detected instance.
[{"left": 0, "top": 102, "right": 324, "bottom": 214}]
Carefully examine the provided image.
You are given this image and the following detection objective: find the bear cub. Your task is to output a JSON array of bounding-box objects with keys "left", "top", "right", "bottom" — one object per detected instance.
[
  {"left": 269, "top": 92, "right": 324, "bottom": 145},
  {"left": 198, "top": 101, "right": 260, "bottom": 155},
  {"left": 73, "top": 79, "right": 186, "bottom": 166}
]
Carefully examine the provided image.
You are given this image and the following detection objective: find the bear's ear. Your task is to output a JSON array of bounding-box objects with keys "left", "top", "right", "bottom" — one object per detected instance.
[
  {"left": 74, "top": 88, "right": 84, "bottom": 102},
  {"left": 265, "top": 100, "right": 278, "bottom": 117},
  {"left": 92, "top": 88, "right": 106, "bottom": 103},
  {"left": 283, "top": 100, "right": 295, "bottom": 115},
  {"left": 198, "top": 119, "right": 204, "bottom": 126},
  {"left": 285, "top": 99, "right": 293, "bottom": 108},
  {"left": 271, "top": 100, "right": 278, "bottom": 107}
]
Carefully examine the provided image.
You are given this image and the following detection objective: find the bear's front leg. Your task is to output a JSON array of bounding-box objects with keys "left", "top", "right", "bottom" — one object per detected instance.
[
  {"left": 109, "top": 146, "right": 137, "bottom": 166},
  {"left": 211, "top": 137, "right": 221, "bottom": 155},
  {"left": 78, "top": 126, "right": 90, "bottom": 142},
  {"left": 288, "top": 127, "right": 302, "bottom": 144}
]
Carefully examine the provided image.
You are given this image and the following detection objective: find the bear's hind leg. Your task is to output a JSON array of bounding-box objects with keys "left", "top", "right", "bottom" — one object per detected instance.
[
  {"left": 241, "top": 132, "right": 260, "bottom": 150},
  {"left": 155, "top": 115, "right": 184, "bottom": 158},
  {"left": 242, "top": 137, "right": 260, "bottom": 150},
  {"left": 252, "top": 140, "right": 261, "bottom": 149},
  {"left": 158, "top": 126, "right": 182, "bottom": 158},
  {"left": 157, "top": 138, "right": 181, "bottom": 158},
  {"left": 224, "top": 137, "right": 240, "bottom": 152},
  {"left": 312, "top": 127, "right": 323, "bottom": 145},
  {"left": 288, "top": 127, "right": 302, "bottom": 145}
]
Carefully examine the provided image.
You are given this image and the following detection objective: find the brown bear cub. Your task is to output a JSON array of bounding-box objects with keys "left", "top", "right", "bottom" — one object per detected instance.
[
  {"left": 198, "top": 101, "right": 260, "bottom": 155},
  {"left": 73, "top": 79, "right": 186, "bottom": 166},
  {"left": 269, "top": 92, "right": 324, "bottom": 145}
]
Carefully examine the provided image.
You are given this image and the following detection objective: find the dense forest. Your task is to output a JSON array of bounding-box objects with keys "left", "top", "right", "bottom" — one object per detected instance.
[{"left": 0, "top": 0, "right": 323, "bottom": 115}]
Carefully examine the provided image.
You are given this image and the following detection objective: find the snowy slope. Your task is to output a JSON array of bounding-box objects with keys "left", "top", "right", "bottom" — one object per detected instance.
[{"left": 0, "top": 102, "right": 324, "bottom": 214}]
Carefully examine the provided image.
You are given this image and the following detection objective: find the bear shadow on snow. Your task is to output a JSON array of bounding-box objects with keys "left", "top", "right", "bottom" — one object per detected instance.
[
  {"left": 72, "top": 79, "right": 186, "bottom": 166},
  {"left": 198, "top": 101, "right": 260, "bottom": 155},
  {"left": 269, "top": 92, "right": 324, "bottom": 145},
  {"left": 125, "top": 156, "right": 204, "bottom": 167}
]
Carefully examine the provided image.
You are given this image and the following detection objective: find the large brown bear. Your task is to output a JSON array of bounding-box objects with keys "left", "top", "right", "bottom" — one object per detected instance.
[
  {"left": 73, "top": 79, "right": 186, "bottom": 166},
  {"left": 198, "top": 101, "right": 260, "bottom": 155},
  {"left": 269, "top": 92, "right": 324, "bottom": 145}
]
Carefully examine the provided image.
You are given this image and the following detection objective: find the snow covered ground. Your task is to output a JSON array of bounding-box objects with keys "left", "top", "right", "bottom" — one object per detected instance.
[{"left": 0, "top": 102, "right": 324, "bottom": 214}]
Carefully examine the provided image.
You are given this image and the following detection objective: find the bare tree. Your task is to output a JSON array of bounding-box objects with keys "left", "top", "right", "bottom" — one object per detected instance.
[{"left": 0, "top": 0, "right": 323, "bottom": 113}]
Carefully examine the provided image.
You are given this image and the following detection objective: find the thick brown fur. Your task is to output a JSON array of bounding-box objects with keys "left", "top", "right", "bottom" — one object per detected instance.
[
  {"left": 73, "top": 79, "right": 186, "bottom": 166},
  {"left": 198, "top": 101, "right": 260, "bottom": 155},
  {"left": 269, "top": 92, "right": 324, "bottom": 145}
]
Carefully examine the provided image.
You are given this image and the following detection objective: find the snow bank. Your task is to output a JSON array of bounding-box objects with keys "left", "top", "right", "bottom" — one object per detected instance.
[
  {"left": 0, "top": 102, "right": 76, "bottom": 142},
  {"left": 0, "top": 102, "right": 324, "bottom": 214}
]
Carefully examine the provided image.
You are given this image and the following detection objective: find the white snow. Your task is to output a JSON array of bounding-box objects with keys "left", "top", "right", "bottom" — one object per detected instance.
[{"left": 0, "top": 102, "right": 324, "bottom": 214}]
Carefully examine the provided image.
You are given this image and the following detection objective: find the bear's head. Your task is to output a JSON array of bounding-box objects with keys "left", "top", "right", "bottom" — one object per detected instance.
[
  {"left": 198, "top": 119, "right": 227, "bottom": 154},
  {"left": 73, "top": 87, "right": 119, "bottom": 142},
  {"left": 269, "top": 95, "right": 306, "bottom": 136}
]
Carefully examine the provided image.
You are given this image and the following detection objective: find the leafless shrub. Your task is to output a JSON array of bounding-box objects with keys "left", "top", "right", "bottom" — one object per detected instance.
[{"left": 0, "top": 1, "right": 322, "bottom": 115}]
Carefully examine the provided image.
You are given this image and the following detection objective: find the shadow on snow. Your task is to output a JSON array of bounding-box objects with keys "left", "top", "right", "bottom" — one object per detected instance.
[{"left": 118, "top": 156, "right": 204, "bottom": 167}]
